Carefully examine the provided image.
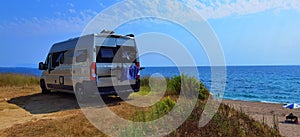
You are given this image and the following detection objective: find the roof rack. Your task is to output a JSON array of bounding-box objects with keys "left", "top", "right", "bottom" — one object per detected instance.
[
  {"left": 126, "top": 34, "right": 134, "bottom": 37},
  {"left": 100, "top": 30, "right": 114, "bottom": 34}
]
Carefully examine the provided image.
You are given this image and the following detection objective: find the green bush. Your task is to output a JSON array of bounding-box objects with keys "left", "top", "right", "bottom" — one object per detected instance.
[
  {"left": 198, "top": 82, "right": 209, "bottom": 100},
  {"left": 140, "top": 75, "right": 209, "bottom": 100},
  {"left": 140, "top": 76, "right": 150, "bottom": 87},
  {"left": 120, "top": 96, "right": 175, "bottom": 136},
  {"left": 151, "top": 96, "right": 176, "bottom": 119},
  {"left": 169, "top": 75, "right": 181, "bottom": 94},
  {"left": 168, "top": 74, "right": 209, "bottom": 100}
]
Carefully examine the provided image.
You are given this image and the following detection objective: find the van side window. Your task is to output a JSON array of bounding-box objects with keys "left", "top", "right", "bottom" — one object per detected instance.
[
  {"left": 47, "top": 54, "right": 52, "bottom": 70},
  {"left": 51, "top": 52, "right": 64, "bottom": 68},
  {"left": 58, "top": 52, "right": 64, "bottom": 64},
  {"left": 63, "top": 50, "right": 74, "bottom": 64},
  {"left": 75, "top": 50, "right": 87, "bottom": 63}
]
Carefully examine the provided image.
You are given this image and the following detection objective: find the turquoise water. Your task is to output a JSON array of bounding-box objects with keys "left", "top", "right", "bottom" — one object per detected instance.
[{"left": 1, "top": 66, "right": 300, "bottom": 104}]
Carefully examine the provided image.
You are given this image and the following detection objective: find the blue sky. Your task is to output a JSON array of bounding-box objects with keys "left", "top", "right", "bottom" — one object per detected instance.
[{"left": 1, "top": 0, "right": 300, "bottom": 67}]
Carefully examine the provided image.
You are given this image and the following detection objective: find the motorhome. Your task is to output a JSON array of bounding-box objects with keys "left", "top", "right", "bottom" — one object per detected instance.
[{"left": 38, "top": 30, "right": 141, "bottom": 100}]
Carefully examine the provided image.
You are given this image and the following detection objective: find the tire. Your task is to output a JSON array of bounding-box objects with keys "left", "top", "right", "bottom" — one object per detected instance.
[
  {"left": 75, "top": 84, "right": 85, "bottom": 102},
  {"left": 119, "top": 92, "right": 130, "bottom": 100},
  {"left": 40, "top": 79, "right": 50, "bottom": 94}
]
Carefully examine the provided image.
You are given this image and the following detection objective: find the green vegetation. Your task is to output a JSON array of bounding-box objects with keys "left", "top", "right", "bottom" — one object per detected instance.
[
  {"left": 135, "top": 86, "right": 151, "bottom": 96},
  {"left": 168, "top": 74, "right": 209, "bottom": 99},
  {"left": 151, "top": 96, "right": 176, "bottom": 118},
  {"left": 0, "top": 74, "right": 39, "bottom": 87},
  {"left": 119, "top": 96, "right": 176, "bottom": 137},
  {"left": 138, "top": 74, "right": 209, "bottom": 100},
  {"left": 122, "top": 75, "right": 281, "bottom": 137},
  {"left": 119, "top": 98, "right": 281, "bottom": 137}
]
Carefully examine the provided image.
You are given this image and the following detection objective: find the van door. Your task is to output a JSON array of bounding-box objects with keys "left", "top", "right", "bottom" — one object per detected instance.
[
  {"left": 95, "top": 38, "right": 138, "bottom": 89},
  {"left": 45, "top": 52, "right": 65, "bottom": 90}
]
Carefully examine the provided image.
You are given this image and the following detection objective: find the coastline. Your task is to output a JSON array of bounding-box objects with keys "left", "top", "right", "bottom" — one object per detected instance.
[{"left": 222, "top": 99, "right": 300, "bottom": 137}]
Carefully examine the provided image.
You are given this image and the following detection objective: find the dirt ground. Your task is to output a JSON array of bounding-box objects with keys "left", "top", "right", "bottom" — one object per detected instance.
[
  {"left": 223, "top": 100, "right": 300, "bottom": 137},
  {"left": 0, "top": 87, "right": 80, "bottom": 130},
  {"left": 0, "top": 86, "right": 135, "bottom": 135}
]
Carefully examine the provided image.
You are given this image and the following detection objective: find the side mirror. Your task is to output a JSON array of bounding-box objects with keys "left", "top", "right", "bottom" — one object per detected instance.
[{"left": 38, "top": 62, "right": 47, "bottom": 70}]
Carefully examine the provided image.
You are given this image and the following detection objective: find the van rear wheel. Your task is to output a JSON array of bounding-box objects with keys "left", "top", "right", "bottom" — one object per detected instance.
[
  {"left": 75, "top": 84, "right": 85, "bottom": 102},
  {"left": 119, "top": 92, "right": 130, "bottom": 100},
  {"left": 40, "top": 80, "right": 50, "bottom": 94}
]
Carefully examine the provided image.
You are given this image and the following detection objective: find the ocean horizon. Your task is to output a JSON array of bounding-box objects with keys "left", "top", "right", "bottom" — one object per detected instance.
[{"left": 0, "top": 65, "right": 299, "bottom": 104}]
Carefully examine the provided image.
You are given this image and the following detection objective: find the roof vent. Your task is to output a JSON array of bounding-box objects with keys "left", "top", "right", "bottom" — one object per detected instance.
[{"left": 100, "top": 30, "right": 114, "bottom": 34}]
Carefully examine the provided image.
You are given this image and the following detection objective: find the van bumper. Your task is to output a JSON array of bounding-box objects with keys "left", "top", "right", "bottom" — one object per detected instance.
[{"left": 82, "top": 79, "right": 140, "bottom": 96}]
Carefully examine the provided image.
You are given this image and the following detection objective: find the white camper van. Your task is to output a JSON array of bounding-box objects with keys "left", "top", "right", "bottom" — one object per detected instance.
[{"left": 38, "top": 30, "right": 141, "bottom": 100}]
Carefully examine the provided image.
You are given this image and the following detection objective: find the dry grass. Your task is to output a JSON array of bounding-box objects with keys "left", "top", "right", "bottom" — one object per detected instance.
[
  {"left": 168, "top": 103, "right": 281, "bottom": 137},
  {"left": 0, "top": 102, "right": 19, "bottom": 111},
  {"left": 0, "top": 73, "right": 40, "bottom": 101},
  {"left": 0, "top": 86, "right": 40, "bottom": 100},
  {"left": 0, "top": 110, "right": 106, "bottom": 137},
  {"left": 0, "top": 74, "right": 39, "bottom": 87}
]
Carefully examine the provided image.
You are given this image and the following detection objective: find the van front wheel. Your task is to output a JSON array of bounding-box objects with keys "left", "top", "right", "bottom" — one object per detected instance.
[{"left": 40, "top": 80, "right": 50, "bottom": 94}]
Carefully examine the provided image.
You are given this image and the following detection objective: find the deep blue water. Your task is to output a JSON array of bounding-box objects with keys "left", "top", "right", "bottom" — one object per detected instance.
[
  {"left": 1, "top": 66, "right": 300, "bottom": 104},
  {"left": 0, "top": 67, "right": 42, "bottom": 76}
]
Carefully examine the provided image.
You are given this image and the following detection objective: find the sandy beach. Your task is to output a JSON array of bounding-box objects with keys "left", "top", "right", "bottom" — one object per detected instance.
[{"left": 223, "top": 100, "right": 300, "bottom": 137}]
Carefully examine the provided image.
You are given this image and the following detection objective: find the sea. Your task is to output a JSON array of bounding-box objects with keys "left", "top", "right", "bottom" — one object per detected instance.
[{"left": 1, "top": 66, "right": 300, "bottom": 104}]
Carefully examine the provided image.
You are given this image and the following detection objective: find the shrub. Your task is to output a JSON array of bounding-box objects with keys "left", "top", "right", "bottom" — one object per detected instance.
[
  {"left": 169, "top": 75, "right": 181, "bottom": 94},
  {"left": 140, "top": 75, "right": 209, "bottom": 100},
  {"left": 169, "top": 74, "right": 209, "bottom": 100},
  {"left": 140, "top": 76, "right": 150, "bottom": 87},
  {"left": 151, "top": 96, "right": 176, "bottom": 119}
]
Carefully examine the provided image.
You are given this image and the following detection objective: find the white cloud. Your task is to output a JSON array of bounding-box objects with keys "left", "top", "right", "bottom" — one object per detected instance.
[
  {"left": 0, "top": 10, "right": 96, "bottom": 35},
  {"left": 98, "top": 1, "right": 105, "bottom": 8},
  {"left": 86, "top": 0, "right": 300, "bottom": 31},
  {"left": 83, "top": 0, "right": 204, "bottom": 33},
  {"left": 69, "top": 9, "right": 76, "bottom": 14},
  {"left": 67, "top": 2, "right": 74, "bottom": 7},
  {"left": 1, "top": 0, "right": 300, "bottom": 36},
  {"left": 183, "top": 0, "right": 300, "bottom": 20}
]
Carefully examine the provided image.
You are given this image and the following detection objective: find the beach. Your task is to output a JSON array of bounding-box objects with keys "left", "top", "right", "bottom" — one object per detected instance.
[{"left": 223, "top": 100, "right": 300, "bottom": 137}]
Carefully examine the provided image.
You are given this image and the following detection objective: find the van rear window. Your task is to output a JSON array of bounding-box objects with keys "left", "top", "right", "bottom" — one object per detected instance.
[
  {"left": 100, "top": 48, "right": 114, "bottom": 58},
  {"left": 95, "top": 37, "right": 134, "bottom": 47},
  {"left": 116, "top": 38, "right": 134, "bottom": 46},
  {"left": 96, "top": 46, "right": 136, "bottom": 63}
]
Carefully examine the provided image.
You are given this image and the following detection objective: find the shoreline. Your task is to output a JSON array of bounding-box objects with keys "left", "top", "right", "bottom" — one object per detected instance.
[{"left": 222, "top": 99, "right": 300, "bottom": 137}]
